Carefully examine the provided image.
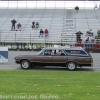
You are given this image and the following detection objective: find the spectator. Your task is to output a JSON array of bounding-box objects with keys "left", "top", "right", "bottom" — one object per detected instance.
[
  {"left": 31, "top": 21, "right": 35, "bottom": 28},
  {"left": 75, "top": 31, "right": 83, "bottom": 43},
  {"left": 36, "top": 22, "right": 39, "bottom": 28},
  {"left": 86, "top": 29, "right": 93, "bottom": 36},
  {"left": 94, "top": 4, "right": 98, "bottom": 9},
  {"left": 39, "top": 29, "right": 44, "bottom": 37},
  {"left": 11, "top": 18, "right": 17, "bottom": 31},
  {"left": 97, "top": 30, "right": 100, "bottom": 38},
  {"left": 16, "top": 22, "right": 21, "bottom": 31},
  {"left": 89, "top": 29, "right": 93, "bottom": 36},
  {"left": 44, "top": 29, "right": 49, "bottom": 37},
  {"left": 97, "top": 30, "right": 100, "bottom": 34},
  {"left": 99, "top": 4, "right": 100, "bottom": 9},
  {"left": 75, "top": 6, "right": 79, "bottom": 13},
  {"left": 86, "top": 30, "right": 89, "bottom": 36}
]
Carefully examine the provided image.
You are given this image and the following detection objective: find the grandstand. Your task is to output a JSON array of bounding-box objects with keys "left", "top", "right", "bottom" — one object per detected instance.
[{"left": 0, "top": 0, "right": 100, "bottom": 51}]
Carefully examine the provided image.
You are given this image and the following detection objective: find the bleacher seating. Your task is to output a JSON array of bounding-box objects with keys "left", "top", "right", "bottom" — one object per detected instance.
[{"left": 0, "top": 8, "right": 100, "bottom": 44}]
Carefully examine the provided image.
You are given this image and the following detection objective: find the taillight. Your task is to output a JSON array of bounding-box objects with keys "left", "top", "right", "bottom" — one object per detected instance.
[{"left": 91, "top": 58, "right": 93, "bottom": 62}]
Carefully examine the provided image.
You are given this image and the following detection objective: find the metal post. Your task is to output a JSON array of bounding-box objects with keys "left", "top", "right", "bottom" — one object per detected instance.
[
  {"left": 45, "top": 0, "right": 46, "bottom": 9},
  {"left": 0, "top": 33, "right": 1, "bottom": 42},
  {"left": 26, "top": 0, "right": 27, "bottom": 8},
  {"left": 45, "top": 35, "right": 46, "bottom": 47},
  {"left": 30, "top": 33, "right": 31, "bottom": 44},
  {"left": 17, "top": 0, "right": 18, "bottom": 8},
  {"left": 8, "top": 1, "right": 9, "bottom": 8},
  {"left": 15, "top": 33, "right": 16, "bottom": 43}
]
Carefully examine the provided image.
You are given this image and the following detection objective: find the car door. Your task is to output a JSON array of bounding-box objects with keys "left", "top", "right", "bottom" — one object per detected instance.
[
  {"left": 52, "top": 49, "right": 68, "bottom": 66},
  {"left": 35, "top": 49, "right": 53, "bottom": 66}
]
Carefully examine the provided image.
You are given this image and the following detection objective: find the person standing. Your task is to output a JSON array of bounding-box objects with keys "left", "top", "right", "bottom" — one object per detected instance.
[
  {"left": 94, "top": 4, "right": 98, "bottom": 9},
  {"left": 11, "top": 19, "right": 17, "bottom": 31},
  {"left": 44, "top": 29, "right": 49, "bottom": 37},
  {"left": 98, "top": 4, "right": 100, "bottom": 9},
  {"left": 75, "top": 6, "right": 79, "bottom": 13},
  {"left": 31, "top": 21, "right": 35, "bottom": 28},
  {"left": 75, "top": 31, "right": 83, "bottom": 43},
  {"left": 36, "top": 22, "right": 39, "bottom": 28},
  {"left": 39, "top": 29, "right": 44, "bottom": 37}
]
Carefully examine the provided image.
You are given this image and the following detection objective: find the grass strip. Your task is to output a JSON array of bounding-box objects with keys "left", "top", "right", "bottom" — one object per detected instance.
[{"left": 0, "top": 70, "right": 100, "bottom": 100}]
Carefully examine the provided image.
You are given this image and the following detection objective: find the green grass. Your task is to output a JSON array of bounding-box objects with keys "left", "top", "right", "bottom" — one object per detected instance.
[{"left": 0, "top": 70, "right": 100, "bottom": 100}]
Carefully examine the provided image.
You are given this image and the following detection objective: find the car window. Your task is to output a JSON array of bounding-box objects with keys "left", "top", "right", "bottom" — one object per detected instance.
[
  {"left": 38, "top": 49, "right": 53, "bottom": 56},
  {"left": 44, "top": 50, "right": 52, "bottom": 55},
  {"left": 54, "top": 49, "right": 65, "bottom": 56},
  {"left": 64, "top": 50, "right": 88, "bottom": 56}
]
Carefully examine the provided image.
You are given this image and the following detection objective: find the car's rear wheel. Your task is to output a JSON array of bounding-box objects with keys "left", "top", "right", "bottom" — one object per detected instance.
[
  {"left": 66, "top": 62, "right": 77, "bottom": 71},
  {"left": 20, "top": 60, "right": 31, "bottom": 69}
]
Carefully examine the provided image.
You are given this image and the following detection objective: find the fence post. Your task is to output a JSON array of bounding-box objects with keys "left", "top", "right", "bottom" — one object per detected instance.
[
  {"left": 30, "top": 33, "right": 31, "bottom": 43},
  {"left": 15, "top": 33, "right": 16, "bottom": 43},
  {"left": 0, "top": 33, "right": 1, "bottom": 42}
]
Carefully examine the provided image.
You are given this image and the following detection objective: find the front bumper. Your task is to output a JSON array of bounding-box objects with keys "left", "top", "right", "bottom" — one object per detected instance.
[{"left": 14, "top": 60, "right": 20, "bottom": 64}]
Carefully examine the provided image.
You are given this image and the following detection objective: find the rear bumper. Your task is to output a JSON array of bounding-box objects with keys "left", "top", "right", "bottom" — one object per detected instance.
[{"left": 79, "top": 63, "right": 93, "bottom": 67}]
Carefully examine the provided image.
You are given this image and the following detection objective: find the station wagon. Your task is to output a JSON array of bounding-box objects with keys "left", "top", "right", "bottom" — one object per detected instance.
[{"left": 14, "top": 47, "right": 93, "bottom": 71}]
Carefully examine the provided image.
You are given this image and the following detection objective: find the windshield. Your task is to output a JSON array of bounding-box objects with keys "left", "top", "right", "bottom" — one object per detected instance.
[{"left": 37, "top": 49, "right": 44, "bottom": 55}]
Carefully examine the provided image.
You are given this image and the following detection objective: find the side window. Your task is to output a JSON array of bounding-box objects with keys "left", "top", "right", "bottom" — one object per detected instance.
[
  {"left": 44, "top": 50, "right": 52, "bottom": 55},
  {"left": 65, "top": 50, "right": 87, "bottom": 55},
  {"left": 54, "top": 49, "right": 65, "bottom": 56},
  {"left": 44, "top": 50, "right": 48, "bottom": 55},
  {"left": 80, "top": 50, "right": 87, "bottom": 55}
]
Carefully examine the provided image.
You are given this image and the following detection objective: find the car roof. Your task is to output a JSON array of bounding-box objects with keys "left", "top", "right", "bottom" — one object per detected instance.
[{"left": 42, "top": 47, "right": 84, "bottom": 50}]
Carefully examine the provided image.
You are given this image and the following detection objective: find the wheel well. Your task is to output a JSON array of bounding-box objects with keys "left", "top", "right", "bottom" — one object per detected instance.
[
  {"left": 20, "top": 59, "right": 30, "bottom": 63},
  {"left": 66, "top": 61, "right": 77, "bottom": 65}
]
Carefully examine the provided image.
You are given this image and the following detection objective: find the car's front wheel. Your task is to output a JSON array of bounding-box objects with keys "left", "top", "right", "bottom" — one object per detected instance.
[
  {"left": 66, "top": 62, "right": 77, "bottom": 71},
  {"left": 20, "top": 60, "right": 31, "bottom": 69}
]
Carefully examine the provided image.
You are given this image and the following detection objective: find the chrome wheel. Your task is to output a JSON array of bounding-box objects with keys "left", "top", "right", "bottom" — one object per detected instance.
[
  {"left": 67, "top": 62, "right": 76, "bottom": 71},
  {"left": 21, "top": 60, "right": 31, "bottom": 69}
]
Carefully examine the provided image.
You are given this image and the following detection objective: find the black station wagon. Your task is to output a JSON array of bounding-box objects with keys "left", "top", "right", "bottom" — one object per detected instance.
[{"left": 14, "top": 47, "right": 93, "bottom": 71}]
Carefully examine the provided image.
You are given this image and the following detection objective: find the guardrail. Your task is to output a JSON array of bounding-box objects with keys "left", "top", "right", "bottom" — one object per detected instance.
[{"left": 0, "top": 41, "right": 100, "bottom": 52}]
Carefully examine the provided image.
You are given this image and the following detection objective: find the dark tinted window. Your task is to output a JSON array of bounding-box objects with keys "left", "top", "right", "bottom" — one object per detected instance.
[{"left": 65, "top": 50, "right": 87, "bottom": 55}]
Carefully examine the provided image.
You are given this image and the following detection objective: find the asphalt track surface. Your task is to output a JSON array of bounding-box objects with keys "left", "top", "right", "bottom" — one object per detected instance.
[{"left": 0, "top": 51, "right": 100, "bottom": 72}]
